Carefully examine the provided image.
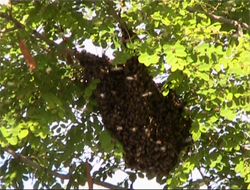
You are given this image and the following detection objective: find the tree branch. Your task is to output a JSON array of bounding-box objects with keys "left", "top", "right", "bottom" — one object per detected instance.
[
  {"left": 0, "top": 12, "right": 74, "bottom": 57},
  {"left": 186, "top": 6, "right": 250, "bottom": 32},
  {"left": 2, "top": 146, "right": 70, "bottom": 179},
  {"left": 106, "top": 1, "right": 136, "bottom": 45},
  {"left": 1, "top": 146, "right": 125, "bottom": 189},
  {"left": 107, "top": 1, "right": 129, "bottom": 32}
]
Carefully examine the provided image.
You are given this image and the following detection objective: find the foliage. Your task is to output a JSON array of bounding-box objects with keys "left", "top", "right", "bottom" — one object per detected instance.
[{"left": 0, "top": 0, "right": 250, "bottom": 189}]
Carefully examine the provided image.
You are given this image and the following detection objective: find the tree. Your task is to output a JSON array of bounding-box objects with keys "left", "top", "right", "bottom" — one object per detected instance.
[{"left": 0, "top": 0, "right": 250, "bottom": 189}]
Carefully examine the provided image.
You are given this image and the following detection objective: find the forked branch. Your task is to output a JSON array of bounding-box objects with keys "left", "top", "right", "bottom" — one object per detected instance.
[
  {"left": 0, "top": 12, "right": 74, "bottom": 57},
  {"left": 186, "top": 6, "right": 250, "bottom": 32},
  {"left": 1, "top": 146, "right": 124, "bottom": 189}
]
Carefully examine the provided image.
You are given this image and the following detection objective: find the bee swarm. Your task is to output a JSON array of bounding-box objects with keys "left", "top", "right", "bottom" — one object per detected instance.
[{"left": 77, "top": 51, "right": 192, "bottom": 176}]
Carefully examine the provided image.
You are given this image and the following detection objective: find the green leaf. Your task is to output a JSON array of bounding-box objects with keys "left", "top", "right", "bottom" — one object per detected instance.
[
  {"left": 208, "top": 116, "right": 218, "bottom": 123},
  {"left": 174, "top": 44, "right": 187, "bottom": 57},
  {"left": 210, "top": 154, "right": 222, "bottom": 168},
  {"left": 195, "top": 43, "right": 209, "bottom": 53},
  {"left": 198, "top": 64, "right": 211, "bottom": 71},
  {"left": 245, "top": 174, "right": 250, "bottom": 183},
  {"left": 214, "top": 63, "right": 221, "bottom": 72},
  {"left": 197, "top": 72, "right": 209, "bottom": 81},
  {"left": 171, "top": 64, "right": 179, "bottom": 72},
  {"left": 199, "top": 125, "right": 207, "bottom": 133},
  {"left": 89, "top": 79, "right": 100, "bottom": 90},
  {"left": 191, "top": 121, "right": 201, "bottom": 141},
  {"left": 30, "top": 122, "right": 39, "bottom": 133},
  {"left": 220, "top": 109, "right": 236, "bottom": 121},
  {"left": 85, "top": 89, "right": 92, "bottom": 98},
  {"left": 129, "top": 173, "right": 137, "bottom": 182},
  {"left": 42, "top": 92, "right": 62, "bottom": 108},
  {"left": 191, "top": 121, "right": 199, "bottom": 132},
  {"left": 18, "top": 129, "right": 29, "bottom": 140},
  {"left": 227, "top": 93, "right": 233, "bottom": 102},
  {"left": 166, "top": 53, "right": 177, "bottom": 65},
  {"left": 162, "top": 17, "right": 171, "bottom": 26},
  {"left": 230, "top": 185, "right": 239, "bottom": 189},
  {"left": 192, "top": 130, "right": 201, "bottom": 142},
  {"left": 138, "top": 172, "right": 144, "bottom": 178},
  {"left": 52, "top": 183, "right": 62, "bottom": 189},
  {"left": 99, "top": 130, "right": 113, "bottom": 152},
  {"left": 0, "top": 126, "right": 11, "bottom": 138},
  {"left": 152, "top": 11, "right": 162, "bottom": 20},
  {"left": 163, "top": 44, "right": 172, "bottom": 53},
  {"left": 163, "top": 89, "right": 169, "bottom": 96},
  {"left": 226, "top": 46, "right": 232, "bottom": 57},
  {"left": 235, "top": 160, "right": 245, "bottom": 177},
  {"left": 146, "top": 172, "right": 155, "bottom": 180},
  {"left": 179, "top": 173, "right": 188, "bottom": 182},
  {"left": 8, "top": 136, "right": 18, "bottom": 145},
  {"left": 139, "top": 53, "right": 159, "bottom": 66},
  {"left": 114, "top": 152, "right": 123, "bottom": 159}
]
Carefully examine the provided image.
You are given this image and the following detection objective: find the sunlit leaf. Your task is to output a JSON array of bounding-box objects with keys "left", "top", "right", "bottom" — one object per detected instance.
[
  {"left": 139, "top": 52, "right": 159, "bottom": 66},
  {"left": 8, "top": 136, "right": 18, "bottom": 145},
  {"left": 235, "top": 161, "right": 245, "bottom": 177},
  {"left": 220, "top": 109, "right": 236, "bottom": 121},
  {"left": 18, "top": 129, "right": 29, "bottom": 140}
]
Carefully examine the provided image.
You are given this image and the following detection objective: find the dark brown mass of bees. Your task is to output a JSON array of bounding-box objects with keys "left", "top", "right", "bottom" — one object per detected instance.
[{"left": 76, "top": 52, "right": 192, "bottom": 176}]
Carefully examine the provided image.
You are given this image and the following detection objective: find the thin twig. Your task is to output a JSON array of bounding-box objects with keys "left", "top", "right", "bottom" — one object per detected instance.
[
  {"left": 0, "top": 26, "right": 19, "bottom": 33},
  {"left": 85, "top": 160, "right": 93, "bottom": 189},
  {"left": 1, "top": 146, "right": 125, "bottom": 189},
  {"left": 196, "top": 165, "right": 211, "bottom": 189},
  {"left": 186, "top": 6, "right": 250, "bottom": 31}
]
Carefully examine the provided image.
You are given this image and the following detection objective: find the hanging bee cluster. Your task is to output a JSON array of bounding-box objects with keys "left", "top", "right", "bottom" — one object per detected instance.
[{"left": 76, "top": 51, "right": 192, "bottom": 176}]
